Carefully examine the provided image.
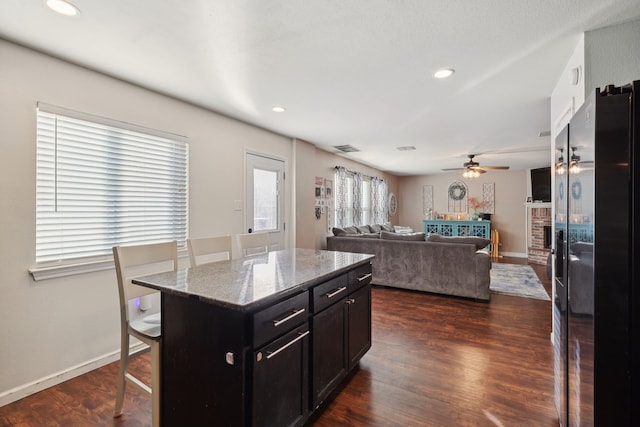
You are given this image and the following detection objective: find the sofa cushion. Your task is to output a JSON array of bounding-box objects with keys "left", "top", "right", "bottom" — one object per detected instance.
[
  {"left": 572, "top": 242, "right": 593, "bottom": 255},
  {"left": 380, "top": 231, "right": 425, "bottom": 241},
  {"left": 426, "top": 233, "right": 490, "bottom": 250},
  {"left": 332, "top": 226, "right": 360, "bottom": 236},
  {"left": 359, "top": 232, "right": 381, "bottom": 238}
]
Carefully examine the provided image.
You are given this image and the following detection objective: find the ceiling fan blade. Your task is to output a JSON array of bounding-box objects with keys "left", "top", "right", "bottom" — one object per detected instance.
[
  {"left": 481, "top": 145, "right": 550, "bottom": 155},
  {"left": 441, "top": 167, "right": 464, "bottom": 171},
  {"left": 481, "top": 166, "right": 510, "bottom": 170}
]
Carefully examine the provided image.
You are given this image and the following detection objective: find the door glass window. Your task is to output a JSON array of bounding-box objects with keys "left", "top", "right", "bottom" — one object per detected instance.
[{"left": 254, "top": 168, "right": 278, "bottom": 231}]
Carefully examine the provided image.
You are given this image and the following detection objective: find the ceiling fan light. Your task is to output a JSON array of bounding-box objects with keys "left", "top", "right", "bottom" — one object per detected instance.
[
  {"left": 463, "top": 168, "right": 480, "bottom": 179},
  {"left": 569, "top": 162, "right": 580, "bottom": 174}
]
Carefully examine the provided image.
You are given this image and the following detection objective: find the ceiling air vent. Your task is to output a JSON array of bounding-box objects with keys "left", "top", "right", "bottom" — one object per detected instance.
[
  {"left": 396, "top": 146, "right": 416, "bottom": 151},
  {"left": 334, "top": 144, "right": 360, "bottom": 153}
]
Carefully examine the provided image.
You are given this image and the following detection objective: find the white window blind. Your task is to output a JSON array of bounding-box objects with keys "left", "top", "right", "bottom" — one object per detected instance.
[{"left": 35, "top": 103, "right": 188, "bottom": 266}]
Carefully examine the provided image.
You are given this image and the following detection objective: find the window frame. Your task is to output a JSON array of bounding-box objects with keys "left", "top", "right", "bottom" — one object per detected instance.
[{"left": 30, "top": 103, "right": 189, "bottom": 280}]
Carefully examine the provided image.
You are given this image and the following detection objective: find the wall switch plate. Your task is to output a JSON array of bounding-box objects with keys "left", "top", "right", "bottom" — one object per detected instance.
[{"left": 234, "top": 200, "right": 242, "bottom": 211}]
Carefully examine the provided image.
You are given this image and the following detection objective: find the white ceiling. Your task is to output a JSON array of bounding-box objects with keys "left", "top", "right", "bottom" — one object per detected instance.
[{"left": 2, "top": 0, "right": 640, "bottom": 176}]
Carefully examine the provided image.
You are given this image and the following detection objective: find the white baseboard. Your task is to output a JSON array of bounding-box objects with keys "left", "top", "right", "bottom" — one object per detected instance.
[
  {"left": 500, "top": 251, "right": 527, "bottom": 258},
  {"left": 0, "top": 343, "right": 146, "bottom": 407}
]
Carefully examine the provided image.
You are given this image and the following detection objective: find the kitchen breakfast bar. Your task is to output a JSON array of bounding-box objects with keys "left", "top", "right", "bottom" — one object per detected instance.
[{"left": 133, "top": 248, "right": 374, "bottom": 426}]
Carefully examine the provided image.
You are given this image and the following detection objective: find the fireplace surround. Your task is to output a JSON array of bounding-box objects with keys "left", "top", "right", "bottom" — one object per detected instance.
[{"left": 526, "top": 204, "right": 551, "bottom": 265}]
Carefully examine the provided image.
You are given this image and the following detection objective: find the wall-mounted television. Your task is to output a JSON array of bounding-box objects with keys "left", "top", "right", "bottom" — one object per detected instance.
[{"left": 530, "top": 167, "right": 551, "bottom": 202}]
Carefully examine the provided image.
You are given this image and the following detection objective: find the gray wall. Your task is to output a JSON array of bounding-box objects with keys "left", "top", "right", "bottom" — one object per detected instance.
[
  {"left": 0, "top": 38, "right": 294, "bottom": 404},
  {"left": 0, "top": 37, "right": 398, "bottom": 405},
  {"left": 398, "top": 170, "right": 528, "bottom": 256}
]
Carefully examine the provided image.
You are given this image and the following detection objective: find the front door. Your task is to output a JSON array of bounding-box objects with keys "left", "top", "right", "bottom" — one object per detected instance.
[{"left": 245, "top": 153, "right": 285, "bottom": 251}]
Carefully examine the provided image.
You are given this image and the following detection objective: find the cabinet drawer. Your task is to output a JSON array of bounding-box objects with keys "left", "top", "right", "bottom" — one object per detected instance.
[
  {"left": 253, "top": 291, "right": 309, "bottom": 348},
  {"left": 348, "top": 263, "right": 373, "bottom": 293},
  {"left": 312, "top": 274, "right": 349, "bottom": 313}
]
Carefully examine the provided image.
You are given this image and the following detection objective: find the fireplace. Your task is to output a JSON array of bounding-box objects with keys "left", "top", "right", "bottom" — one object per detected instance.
[
  {"left": 527, "top": 206, "right": 551, "bottom": 265},
  {"left": 544, "top": 225, "right": 552, "bottom": 249}
]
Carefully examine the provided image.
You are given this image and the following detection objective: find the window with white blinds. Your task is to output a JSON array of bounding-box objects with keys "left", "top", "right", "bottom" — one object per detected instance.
[{"left": 35, "top": 103, "right": 188, "bottom": 265}]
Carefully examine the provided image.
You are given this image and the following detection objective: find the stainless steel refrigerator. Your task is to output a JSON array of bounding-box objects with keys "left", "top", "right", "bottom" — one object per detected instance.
[{"left": 553, "top": 81, "right": 639, "bottom": 426}]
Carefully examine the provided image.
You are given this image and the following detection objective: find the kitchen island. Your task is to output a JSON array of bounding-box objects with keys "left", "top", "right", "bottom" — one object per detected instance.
[{"left": 133, "top": 248, "right": 374, "bottom": 426}]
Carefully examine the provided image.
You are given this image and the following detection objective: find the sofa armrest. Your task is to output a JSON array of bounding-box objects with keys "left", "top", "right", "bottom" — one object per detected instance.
[{"left": 474, "top": 250, "right": 491, "bottom": 301}]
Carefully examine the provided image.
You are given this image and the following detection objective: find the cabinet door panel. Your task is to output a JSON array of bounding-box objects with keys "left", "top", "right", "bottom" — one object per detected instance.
[
  {"left": 253, "top": 324, "right": 309, "bottom": 427},
  {"left": 311, "top": 299, "right": 347, "bottom": 408},
  {"left": 348, "top": 285, "right": 372, "bottom": 368}
]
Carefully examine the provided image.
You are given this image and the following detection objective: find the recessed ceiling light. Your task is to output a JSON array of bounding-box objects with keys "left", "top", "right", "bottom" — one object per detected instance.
[
  {"left": 272, "top": 106, "right": 286, "bottom": 113},
  {"left": 45, "top": 0, "right": 80, "bottom": 16},
  {"left": 433, "top": 68, "right": 455, "bottom": 79}
]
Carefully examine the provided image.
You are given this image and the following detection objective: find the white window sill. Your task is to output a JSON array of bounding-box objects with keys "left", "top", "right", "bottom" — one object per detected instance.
[
  {"left": 29, "top": 249, "right": 189, "bottom": 281},
  {"left": 29, "top": 258, "right": 114, "bottom": 281}
]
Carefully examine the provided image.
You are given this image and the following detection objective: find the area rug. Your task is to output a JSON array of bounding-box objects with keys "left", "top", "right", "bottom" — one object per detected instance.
[{"left": 489, "top": 263, "right": 550, "bottom": 301}]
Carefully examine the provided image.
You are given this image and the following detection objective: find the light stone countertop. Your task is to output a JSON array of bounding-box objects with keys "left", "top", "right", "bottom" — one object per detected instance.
[{"left": 133, "top": 248, "right": 374, "bottom": 312}]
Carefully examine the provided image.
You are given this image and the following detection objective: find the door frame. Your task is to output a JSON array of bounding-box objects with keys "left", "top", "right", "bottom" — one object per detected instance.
[{"left": 244, "top": 149, "right": 289, "bottom": 250}]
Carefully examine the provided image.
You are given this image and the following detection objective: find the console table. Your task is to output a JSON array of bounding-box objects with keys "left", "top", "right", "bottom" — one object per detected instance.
[
  {"left": 423, "top": 219, "right": 491, "bottom": 240},
  {"left": 133, "top": 248, "right": 374, "bottom": 426}
]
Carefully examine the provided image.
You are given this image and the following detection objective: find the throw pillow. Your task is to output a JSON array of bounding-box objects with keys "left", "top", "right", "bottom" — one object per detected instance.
[
  {"left": 332, "top": 227, "right": 346, "bottom": 236},
  {"left": 380, "top": 231, "right": 425, "bottom": 241},
  {"left": 332, "top": 227, "right": 360, "bottom": 237},
  {"left": 394, "top": 225, "right": 414, "bottom": 234},
  {"left": 426, "top": 233, "right": 490, "bottom": 250},
  {"left": 356, "top": 225, "right": 371, "bottom": 234},
  {"left": 369, "top": 224, "right": 382, "bottom": 233},
  {"left": 381, "top": 223, "right": 394, "bottom": 232}
]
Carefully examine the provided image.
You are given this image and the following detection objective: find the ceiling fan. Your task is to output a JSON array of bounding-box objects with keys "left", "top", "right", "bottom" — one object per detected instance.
[{"left": 442, "top": 154, "right": 510, "bottom": 177}]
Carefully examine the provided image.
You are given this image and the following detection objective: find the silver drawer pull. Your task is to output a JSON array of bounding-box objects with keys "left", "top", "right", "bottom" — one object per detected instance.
[
  {"left": 272, "top": 308, "right": 306, "bottom": 327},
  {"left": 266, "top": 331, "right": 310, "bottom": 359},
  {"left": 325, "top": 286, "right": 347, "bottom": 298},
  {"left": 357, "top": 273, "right": 372, "bottom": 282}
]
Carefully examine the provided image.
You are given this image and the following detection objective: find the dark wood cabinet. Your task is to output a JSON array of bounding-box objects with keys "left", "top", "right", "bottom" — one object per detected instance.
[
  {"left": 311, "top": 263, "right": 372, "bottom": 409},
  {"left": 347, "top": 284, "right": 371, "bottom": 369},
  {"left": 311, "top": 288, "right": 348, "bottom": 408}
]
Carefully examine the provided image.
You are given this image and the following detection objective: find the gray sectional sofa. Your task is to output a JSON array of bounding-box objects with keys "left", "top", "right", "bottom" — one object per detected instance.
[{"left": 327, "top": 227, "right": 492, "bottom": 301}]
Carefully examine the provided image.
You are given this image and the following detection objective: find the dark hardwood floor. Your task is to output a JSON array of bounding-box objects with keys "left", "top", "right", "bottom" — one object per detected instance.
[{"left": 0, "top": 257, "right": 558, "bottom": 427}]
